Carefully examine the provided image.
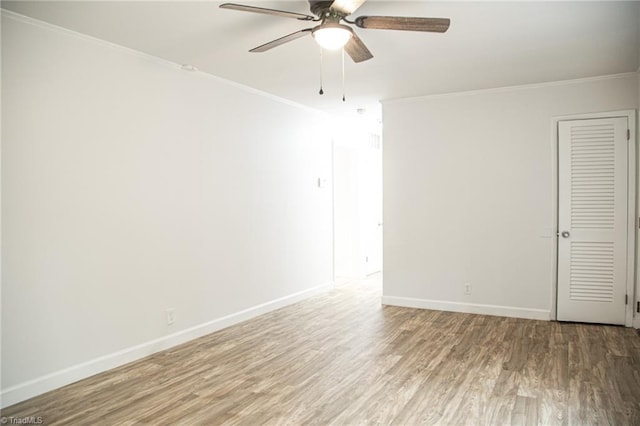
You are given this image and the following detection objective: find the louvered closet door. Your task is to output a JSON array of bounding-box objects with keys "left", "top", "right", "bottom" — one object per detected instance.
[{"left": 557, "top": 117, "right": 628, "bottom": 325}]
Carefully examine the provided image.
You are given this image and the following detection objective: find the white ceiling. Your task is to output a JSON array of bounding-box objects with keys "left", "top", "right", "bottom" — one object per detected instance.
[{"left": 3, "top": 1, "right": 640, "bottom": 120}]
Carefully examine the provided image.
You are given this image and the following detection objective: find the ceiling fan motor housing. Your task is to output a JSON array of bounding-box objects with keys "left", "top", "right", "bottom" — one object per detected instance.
[{"left": 310, "top": 0, "right": 343, "bottom": 18}]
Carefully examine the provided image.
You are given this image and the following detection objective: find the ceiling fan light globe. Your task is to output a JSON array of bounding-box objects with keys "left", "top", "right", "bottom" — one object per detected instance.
[{"left": 312, "top": 24, "right": 353, "bottom": 50}]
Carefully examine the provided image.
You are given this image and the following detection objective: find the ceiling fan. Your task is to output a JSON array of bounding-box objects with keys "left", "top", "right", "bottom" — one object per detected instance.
[{"left": 220, "top": 0, "right": 450, "bottom": 63}]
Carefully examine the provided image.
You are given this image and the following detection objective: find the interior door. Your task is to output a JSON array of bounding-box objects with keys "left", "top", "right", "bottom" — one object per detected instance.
[{"left": 557, "top": 117, "right": 629, "bottom": 325}]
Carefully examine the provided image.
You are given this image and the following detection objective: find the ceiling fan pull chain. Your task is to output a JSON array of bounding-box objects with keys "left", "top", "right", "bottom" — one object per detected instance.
[
  {"left": 319, "top": 48, "right": 324, "bottom": 95},
  {"left": 342, "top": 48, "right": 346, "bottom": 102}
]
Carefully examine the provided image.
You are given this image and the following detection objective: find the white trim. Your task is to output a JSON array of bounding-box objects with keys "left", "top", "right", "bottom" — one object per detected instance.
[
  {"left": 0, "top": 9, "right": 329, "bottom": 117},
  {"left": 382, "top": 73, "right": 638, "bottom": 104},
  {"left": 626, "top": 113, "right": 636, "bottom": 327},
  {"left": 381, "top": 296, "right": 550, "bottom": 321},
  {"left": 0, "top": 281, "right": 334, "bottom": 408},
  {"left": 635, "top": 108, "right": 640, "bottom": 329},
  {"left": 549, "top": 117, "right": 559, "bottom": 321},
  {"left": 551, "top": 109, "right": 637, "bottom": 327}
]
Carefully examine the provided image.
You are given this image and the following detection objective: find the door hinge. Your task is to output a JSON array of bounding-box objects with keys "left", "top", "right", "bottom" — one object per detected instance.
[
  {"left": 628, "top": 128, "right": 631, "bottom": 141},
  {"left": 625, "top": 294, "right": 628, "bottom": 305},
  {"left": 637, "top": 301, "right": 640, "bottom": 313}
]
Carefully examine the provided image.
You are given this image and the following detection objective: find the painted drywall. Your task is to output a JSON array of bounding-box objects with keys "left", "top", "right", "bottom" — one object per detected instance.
[
  {"left": 382, "top": 74, "right": 638, "bottom": 319},
  {"left": 2, "top": 12, "right": 334, "bottom": 405}
]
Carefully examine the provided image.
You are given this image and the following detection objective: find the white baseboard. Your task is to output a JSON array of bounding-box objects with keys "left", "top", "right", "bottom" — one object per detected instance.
[
  {"left": 381, "top": 295, "right": 551, "bottom": 321},
  {"left": 1, "top": 281, "right": 334, "bottom": 408}
]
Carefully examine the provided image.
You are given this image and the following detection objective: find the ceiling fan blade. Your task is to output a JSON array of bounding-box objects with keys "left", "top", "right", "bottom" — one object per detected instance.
[
  {"left": 250, "top": 29, "right": 313, "bottom": 53},
  {"left": 330, "top": 0, "right": 367, "bottom": 15},
  {"left": 355, "top": 16, "right": 450, "bottom": 33},
  {"left": 220, "top": 3, "right": 315, "bottom": 21},
  {"left": 344, "top": 32, "right": 373, "bottom": 63}
]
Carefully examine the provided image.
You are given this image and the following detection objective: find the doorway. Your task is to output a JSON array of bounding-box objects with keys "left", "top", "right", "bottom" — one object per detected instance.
[
  {"left": 333, "top": 130, "right": 382, "bottom": 284},
  {"left": 363, "top": 134, "right": 383, "bottom": 276},
  {"left": 555, "top": 111, "right": 636, "bottom": 325}
]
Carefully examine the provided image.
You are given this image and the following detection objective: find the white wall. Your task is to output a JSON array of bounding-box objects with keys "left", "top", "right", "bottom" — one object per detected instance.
[
  {"left": 333, "top": 143, "right": 360, "bottom": 281},
  {"left": 1, "top": 12, "right": 334, "bottom": 405},
  {"left": 382, "top": 73, "right": 638, "bottom": 319}
]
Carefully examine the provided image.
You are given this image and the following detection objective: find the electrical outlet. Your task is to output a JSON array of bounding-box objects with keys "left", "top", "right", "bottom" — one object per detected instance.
[
  {"left": 166, "top": 308, "right": 175, "bottom": 325},
  {"left": 464, "top": 283, "right": 472, "bottom": 295}
]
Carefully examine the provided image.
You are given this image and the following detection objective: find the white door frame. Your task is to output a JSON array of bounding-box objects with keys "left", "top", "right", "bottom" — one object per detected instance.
[{"left": 550, "top": 109, "right": 637, "bottom": 327}]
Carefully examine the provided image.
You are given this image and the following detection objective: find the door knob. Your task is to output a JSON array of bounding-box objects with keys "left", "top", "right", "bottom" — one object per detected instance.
[{"left": 561, "top": 231, "right": 570, "bottom": 238}]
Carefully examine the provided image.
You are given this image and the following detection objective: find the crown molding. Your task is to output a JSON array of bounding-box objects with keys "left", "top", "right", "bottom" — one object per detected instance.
[
  {"left": 1, "top": 9, "right": 331, "bottom": 118},
  {"left": 383, "top": 72, "right": 638, "bottom": 105}
]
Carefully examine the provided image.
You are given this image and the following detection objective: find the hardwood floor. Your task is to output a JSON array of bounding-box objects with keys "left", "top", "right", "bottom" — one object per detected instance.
[{"left": 3, "top": 275, "right": 640, "bottom": 425}]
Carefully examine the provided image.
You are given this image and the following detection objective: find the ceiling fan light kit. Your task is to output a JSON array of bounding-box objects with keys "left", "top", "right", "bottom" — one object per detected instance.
[{"left": 312, "top": 23, "right": 353, "bottom": 50}]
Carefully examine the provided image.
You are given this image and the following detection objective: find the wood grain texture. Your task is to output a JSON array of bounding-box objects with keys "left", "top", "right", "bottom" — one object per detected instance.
[{"left": 3, "top": 275, "right": 640, "bottom": 425}]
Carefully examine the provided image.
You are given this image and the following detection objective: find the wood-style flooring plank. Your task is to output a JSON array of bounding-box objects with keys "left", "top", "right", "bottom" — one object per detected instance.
[{"left": 3, "top": 275, "right": 640, "bottom": 425}]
